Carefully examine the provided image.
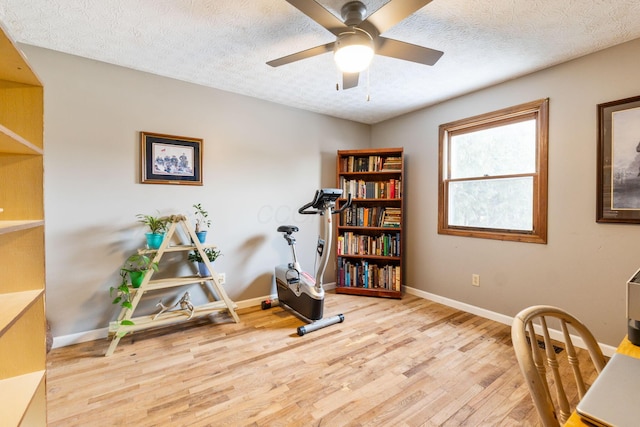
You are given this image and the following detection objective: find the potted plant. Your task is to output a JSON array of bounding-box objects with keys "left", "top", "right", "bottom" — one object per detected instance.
[
  {"left": 193, "top": 203, "right": 211, "bottom": 243},
  {"left": 120, "top": 253, "right": 159, "bottom": 288},
  {"left": 188, "top": 247, "right": 222, "bottom": 277},
  {"left": 109, "top": 253, "right": 159, "bottom": 327},
  {"left": 137, "top": 212, "right": 168, "bottom": 249}
]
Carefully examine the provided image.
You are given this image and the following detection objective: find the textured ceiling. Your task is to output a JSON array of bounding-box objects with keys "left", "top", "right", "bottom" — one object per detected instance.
[{"left": 2, "top": 0, "right": 640, "bottom": 124}]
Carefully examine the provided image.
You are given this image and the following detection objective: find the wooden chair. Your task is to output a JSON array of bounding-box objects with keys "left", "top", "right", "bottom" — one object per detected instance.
[{"left": 511, "top": 305, "right": 607, "bottom": 426}]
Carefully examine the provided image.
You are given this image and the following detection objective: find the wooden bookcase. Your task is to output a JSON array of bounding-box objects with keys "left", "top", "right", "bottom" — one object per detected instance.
[
  {"left": 0, "top": 24, "right": 47, "bottom": 426},
  {"left": 335, "top": 148, "right": 404, "bottom": 299}
]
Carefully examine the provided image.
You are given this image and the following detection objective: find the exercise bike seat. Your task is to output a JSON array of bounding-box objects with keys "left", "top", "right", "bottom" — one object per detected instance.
[{"left": 277, "top": 225, "right": 299, "bottom": 234}]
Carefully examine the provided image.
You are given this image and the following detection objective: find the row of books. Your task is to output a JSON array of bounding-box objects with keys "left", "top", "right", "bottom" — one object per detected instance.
[
  {"left": 341, "top": 206, "right": 402, "bottom": 228},
  {"left": 382, "top": 156, "right": 402, "bottom": 170},
  {"left": 340, "top": 178, "right": 402, "bottom": 199},
  {"left": 337, "top": 232, "right": 401, "bottom": 257},
  {"left": 337, "top": 257, "right": 401, "bottom": 291},
  {"left": 340, "top": 155, "right": 402, "bottom": 173},
  {"left": 380, "top": 207, "right": 401, "bottom": 228}
]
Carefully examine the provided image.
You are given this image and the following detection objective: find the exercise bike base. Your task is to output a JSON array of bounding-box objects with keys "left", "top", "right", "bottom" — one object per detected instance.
[
  {"left": 274, "top": 275, "right": 323, "bottom": 320},
  {"left": 297, "top": 314, "right": 345, "bottom": 336},
  {"left": 261, "top": 299, "right": 344, "bottom": 336}
]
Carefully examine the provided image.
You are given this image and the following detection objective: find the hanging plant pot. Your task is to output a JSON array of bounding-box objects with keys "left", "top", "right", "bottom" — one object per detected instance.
[
  {"left": 195, "top": 231, "right": 207, "bottom": 243},
  {"left": 197, "top": 262, "right": 212, "bottom": 277},
  {"left": 145, "top": 232, "right": 165, "bottom": 249},
  {"left": 129, "top": 270, "right": 146, "bottom": 288}
]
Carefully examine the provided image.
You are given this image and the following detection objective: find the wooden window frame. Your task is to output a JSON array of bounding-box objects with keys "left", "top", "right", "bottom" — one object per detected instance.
[{"left": 438, "top": 98, "right": 549, "bottom": 243}]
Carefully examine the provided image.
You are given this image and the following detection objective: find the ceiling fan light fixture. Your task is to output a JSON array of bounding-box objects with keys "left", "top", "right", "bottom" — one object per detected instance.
[{"left": 334, "top": 30, "right": 374, "bottom": 73}]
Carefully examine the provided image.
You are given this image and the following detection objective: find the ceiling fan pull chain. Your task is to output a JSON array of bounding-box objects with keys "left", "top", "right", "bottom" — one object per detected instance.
[{"left": 366, "top": 67, "right": 371, "bottom": 102}]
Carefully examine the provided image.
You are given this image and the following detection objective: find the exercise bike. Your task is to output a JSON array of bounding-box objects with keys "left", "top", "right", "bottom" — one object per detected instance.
[{"left": 262, "top": 188, "right": 352, "bottom": 336}]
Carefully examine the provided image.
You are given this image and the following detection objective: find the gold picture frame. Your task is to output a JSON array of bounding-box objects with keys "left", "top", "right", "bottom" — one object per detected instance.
[{"left": 140, "top": 131, "right": 203, "bottom": 186}]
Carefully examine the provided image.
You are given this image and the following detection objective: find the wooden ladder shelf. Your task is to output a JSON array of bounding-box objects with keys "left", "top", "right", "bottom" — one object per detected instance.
[{"left": 105, "top": 215, "right": 239, "bottom": 356}]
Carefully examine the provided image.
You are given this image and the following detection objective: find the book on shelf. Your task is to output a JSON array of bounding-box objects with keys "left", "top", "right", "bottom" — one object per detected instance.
[
  {"left": 381, "top": 207, "right": 401, "bottom": 228},
  {"left": 341, "top": 206, "right": 401, "bottom": 228},
  {"left": 381, "top": 156, "right": 402, "bottom": 171},
  {"left": 340, "top": 155, "right": 402, "bottom": 173},
  {"left": 339, "top": 177, "right": 402, "bottom": 199},
  {"left": 337, "top": 231, "right": 400, "bottom": 257},
  {"left": 337, "top": 257, "right": 401, "bottom": 291},
  {"left": 341, "top": 155, "right": 382, "bottom": 172}
]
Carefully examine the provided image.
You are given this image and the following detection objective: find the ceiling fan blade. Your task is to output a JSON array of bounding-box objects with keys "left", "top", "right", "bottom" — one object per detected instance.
[
  {"left": 365, "top": 0, "right": 433, "bottom": 34},
  {"left": 343, "top": 72, "right": 359, "bottom": 90},
  {"left": 267, "top": 42, "right": 335, "bottom": 67},
  {"left": 286, "top": 0, "right": 348, "bottom": 36},
  {"left": 376, "top": 37, "right": 443, "bottom": 66}
]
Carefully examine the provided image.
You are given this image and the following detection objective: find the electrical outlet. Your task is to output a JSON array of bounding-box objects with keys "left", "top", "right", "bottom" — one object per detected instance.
[
  {"left": 218, "top": 272, "right": 226, "bottom": 285},
  {"left": 472, "top": 274, "right": 480, "bottom": 287}
]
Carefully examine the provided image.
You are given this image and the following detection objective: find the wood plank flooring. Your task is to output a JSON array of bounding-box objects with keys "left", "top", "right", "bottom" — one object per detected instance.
[{"left": 46, "top": 293, "right": 582, "bottom": 426}]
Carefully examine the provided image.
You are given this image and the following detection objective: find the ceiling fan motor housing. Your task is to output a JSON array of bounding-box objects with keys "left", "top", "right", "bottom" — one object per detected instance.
[{"left": 341, "top": 1, "right": 367, "bottom": 26}]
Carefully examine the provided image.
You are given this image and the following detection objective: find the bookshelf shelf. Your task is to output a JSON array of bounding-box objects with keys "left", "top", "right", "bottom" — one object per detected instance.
[
  {"left": 338, "top": 226, "right": 402, "bottom": 232},
  {"left": 0, "top": 371, "right": 46, "bottom": 427},
  {"left": 339, "top": 170, "right": 401, "bottom": 177},
  {"left": 0, "top": 24, "right": 47, "bottom": 425},
  {"left": 0, "top": 124, "right": 44, "bottom": 155},
  {"left": 0, "top": 290, "right": 43, "bottom": 336},
  {"left": 341, "top": 198, "right": 402, "bottom": 203},
  {"left": 338, "top": 254, "right": 401, "bottom": 261},
  {"left": 336, "top": 148, "right": 404, "bottom": 298},
  {"left": 0, "top": 220, "right": 44, "bottom": 235}
]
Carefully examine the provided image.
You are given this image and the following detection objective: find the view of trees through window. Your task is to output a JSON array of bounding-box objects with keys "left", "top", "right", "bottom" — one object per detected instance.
[{"left": 438, "top": 99, "right": 549, "bottom": 243}]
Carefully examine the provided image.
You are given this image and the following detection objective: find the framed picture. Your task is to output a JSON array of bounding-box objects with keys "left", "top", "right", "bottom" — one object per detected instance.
[
  {"left": 597, "top": 95, "right": 640, "bottom": 223},
  {"left": 140, "top": 131, "right": 203, "bottom": 185}
]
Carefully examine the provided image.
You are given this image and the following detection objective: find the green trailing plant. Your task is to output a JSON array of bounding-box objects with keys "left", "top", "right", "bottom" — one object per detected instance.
[
  {"left": 188, "top": 247, "right": 222, "bottom": 263},
  {"left": 120, "top": 253, "right": 158, "bottom": 273},
  {"left": 109, "top": 253, "right": 159, "bottom": 326},
  {"left": 109, "top": 279, "right": 135, "bottom": 326},
  {"left": 136, "top": 212, "right": 169, "bottom": 234},
  {"left": 193, "top": 203, "right": 211, "bottom": 232}
]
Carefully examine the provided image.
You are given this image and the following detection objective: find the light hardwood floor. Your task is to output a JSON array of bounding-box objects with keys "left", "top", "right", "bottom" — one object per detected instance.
[{"left": 46, "top": 293, "right": 585, "bottom": 426}]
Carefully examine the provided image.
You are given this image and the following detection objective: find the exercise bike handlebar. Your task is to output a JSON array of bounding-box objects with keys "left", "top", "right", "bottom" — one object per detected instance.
[
  {"left": 334, "top": 193, "right": 352, "bottom": 213},
  {"left": 298, "top": 189, "right": 352, "bottom": 215}
]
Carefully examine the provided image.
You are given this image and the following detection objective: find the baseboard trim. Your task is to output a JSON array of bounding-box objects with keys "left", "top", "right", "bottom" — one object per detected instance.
[
  {"left": 404, "top": 285, "right": 617, "bottom": 357},
  {"left": 51, "top": 295, "right": 270, "bottom": 349},
  {"left": 52, "top": 283, "right": 617, "bottom": 356},
  {"left": 405, "top": 286, "right": 514, "bottom": 325}
]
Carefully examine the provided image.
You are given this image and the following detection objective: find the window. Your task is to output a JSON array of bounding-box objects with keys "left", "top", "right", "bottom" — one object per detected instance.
[{"left": 438, "top": 99, "right": 549, "bottom": 243}]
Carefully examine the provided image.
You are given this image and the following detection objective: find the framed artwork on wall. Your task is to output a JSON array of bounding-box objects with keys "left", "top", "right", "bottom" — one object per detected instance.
[
  {"left": 597, "top": 95, "right": 640, "bottom": 223},
  {"left": 140, "top": 131, "right": 203, "bottom": 185}
]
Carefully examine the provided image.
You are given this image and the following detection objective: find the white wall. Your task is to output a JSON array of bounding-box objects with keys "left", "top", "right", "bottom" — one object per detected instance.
[
  {"left": 21, "top": 45, "right": 370, "bottom": 338},
  {"left": 371, "top": 38, "right": 640, "bottom": 347}
]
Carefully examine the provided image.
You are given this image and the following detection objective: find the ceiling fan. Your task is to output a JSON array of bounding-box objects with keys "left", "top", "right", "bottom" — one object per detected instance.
[{"left": 267, "top": 0, "right": 444, "bottom": 90}]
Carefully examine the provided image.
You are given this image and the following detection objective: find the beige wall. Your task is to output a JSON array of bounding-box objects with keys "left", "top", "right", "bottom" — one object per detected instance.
[
  {"left": 371, "top": 37, "right": 640, "bottom": 346},
  {"left": 22, "top": 45, "right": 370, "bottom": 338},
  {"left": 21, "top": 36, "right": 640, "bottom": 347}
]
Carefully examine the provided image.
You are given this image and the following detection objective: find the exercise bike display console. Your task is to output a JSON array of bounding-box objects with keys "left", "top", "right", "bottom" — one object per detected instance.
[{"left": 262, "top": 188, "right": 352, "bottom": 335}]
